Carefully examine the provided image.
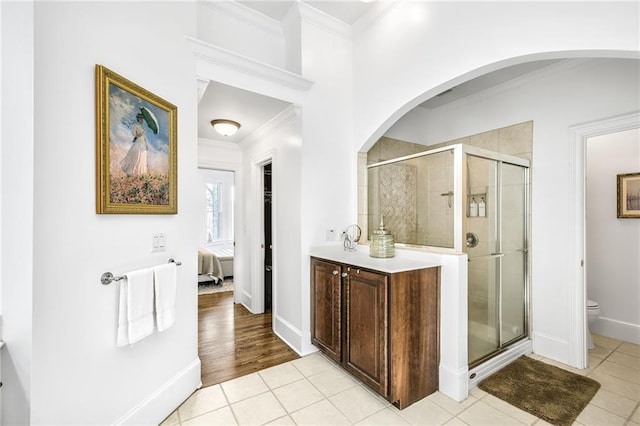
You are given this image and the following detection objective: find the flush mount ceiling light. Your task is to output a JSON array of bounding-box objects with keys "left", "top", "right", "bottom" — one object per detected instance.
[{"left": 210, "top": 119, "right": 241, "bottom": 137}]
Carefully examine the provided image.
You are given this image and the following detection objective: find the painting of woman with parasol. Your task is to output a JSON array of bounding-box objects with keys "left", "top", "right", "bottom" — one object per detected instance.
[
  {"left": 95, "top": 65, "right": 177, "bottom": 214},
  {"left": 120, "top": 107, "right": 159, "bottom": 176}
]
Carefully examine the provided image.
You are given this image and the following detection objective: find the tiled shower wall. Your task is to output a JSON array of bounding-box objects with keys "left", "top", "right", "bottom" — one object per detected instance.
[{"left": 369, "top": 163, "right": 418, "bottom": 243}]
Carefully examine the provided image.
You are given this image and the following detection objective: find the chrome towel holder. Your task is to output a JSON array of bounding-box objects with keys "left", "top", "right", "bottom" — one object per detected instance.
[{"left": 101, "top": 258, "right": 182, "bottom": 285}]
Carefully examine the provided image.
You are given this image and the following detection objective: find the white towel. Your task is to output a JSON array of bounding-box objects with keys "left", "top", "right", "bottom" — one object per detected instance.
[
  {"left": 153, "top": 263, "right": 177, "bottom": 332},
  {"left": 117, "top": 268, "right": 155, "bottom": 347}
]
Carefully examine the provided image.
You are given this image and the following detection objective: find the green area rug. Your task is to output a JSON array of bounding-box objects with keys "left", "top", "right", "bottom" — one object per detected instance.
[{"left": 478, "top": 356, "right": 600, "bottom": 426}]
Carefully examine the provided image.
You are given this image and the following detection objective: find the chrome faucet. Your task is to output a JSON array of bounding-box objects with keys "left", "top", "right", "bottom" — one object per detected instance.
[{"left": 343, "top": 224, "right": 361, "bottom": 252}]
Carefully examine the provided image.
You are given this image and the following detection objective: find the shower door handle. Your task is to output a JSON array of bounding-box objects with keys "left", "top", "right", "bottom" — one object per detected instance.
[{"left": 468, "top": 253, "right": 504, "bottom": 261}]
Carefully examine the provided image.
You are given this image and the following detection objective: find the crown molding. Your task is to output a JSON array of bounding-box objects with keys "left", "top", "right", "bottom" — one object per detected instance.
[
  {"left": 199, "top": 0, "right": 282, "bottom": 38},
  {"left": 198, "top": 137, "right": 242, "bottom": 151},
  {"left": 240, "top": 104, "right": 300, "bottom": 148},
  {"left": 298, "top": 2, "right": 352, "bottom": 40},
  {"left": 187, "top": 36, "right": 313, "bottom": 92},
  {"left": 197, "top": 78, "right": 210, "bottom": 104},
  {"left": 283, "top": 1, "right": 352, "bottom": 41}
]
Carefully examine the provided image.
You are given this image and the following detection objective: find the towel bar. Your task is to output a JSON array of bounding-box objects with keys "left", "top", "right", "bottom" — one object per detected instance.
[{"left": 101, "top": 259, "right": 182, "bottom": 285}]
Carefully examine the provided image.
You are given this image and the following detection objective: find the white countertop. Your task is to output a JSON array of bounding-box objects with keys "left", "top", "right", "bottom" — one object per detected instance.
[{"left": 309, "top": 245, "right": 441, "bottom": 273}]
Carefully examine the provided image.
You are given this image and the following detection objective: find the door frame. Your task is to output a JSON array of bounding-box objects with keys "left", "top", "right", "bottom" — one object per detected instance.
[
  {"left": 251, "top": 150, "right": 276, "bottom": 314},
  {"left": 569, "top": 111, "right": 640, "bottom": 368}
]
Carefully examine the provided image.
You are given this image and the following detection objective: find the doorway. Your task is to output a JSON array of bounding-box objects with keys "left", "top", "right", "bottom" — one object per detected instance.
[
  {"left": 198, "top": 168, "right": 235, "bottom": 295},
  {"left": 263, "top": 163, "right": 273, "bottom": 312},
  {"left": 570, "top": 112, "right": 640, "bottom": 368}
]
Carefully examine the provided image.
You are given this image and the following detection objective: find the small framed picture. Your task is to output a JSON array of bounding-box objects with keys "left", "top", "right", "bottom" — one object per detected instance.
[
  {"left": 95, "top": 65, "right": 177, "bottom": 214},
  {"left": 617, "top": 172, "right": 640, "bottom": 218}
]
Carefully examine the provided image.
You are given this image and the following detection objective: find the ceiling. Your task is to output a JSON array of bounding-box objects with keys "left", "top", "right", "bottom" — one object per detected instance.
[
  {"left": 419, "top": 59, "right": 562, "bottom": 110},
  {"left": 199, "top": 82, "right": 291, "bottom": 143},
  {"left": 237, "top": 1, "right": 376, "bottom": 25}
]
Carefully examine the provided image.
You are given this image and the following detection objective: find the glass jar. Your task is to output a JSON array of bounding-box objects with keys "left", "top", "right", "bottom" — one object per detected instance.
[{"left": 369, "top": 216, "right": 395, "bottom": 258}]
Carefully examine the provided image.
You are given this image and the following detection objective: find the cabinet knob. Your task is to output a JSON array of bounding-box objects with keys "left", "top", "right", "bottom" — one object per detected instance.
[
  {"left": 332, "top": 270, "right": 339, "bottom": 275},
  {"left": 341, "top": 272, "right": 348, "bottom": 278}
]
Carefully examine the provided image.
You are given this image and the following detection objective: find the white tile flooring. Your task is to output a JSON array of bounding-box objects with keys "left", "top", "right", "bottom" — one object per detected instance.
[{"left": 162, "top": 334, "right": 640, "bottom": 425}]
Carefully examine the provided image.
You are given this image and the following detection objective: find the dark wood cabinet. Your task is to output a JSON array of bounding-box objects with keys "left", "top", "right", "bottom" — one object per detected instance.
[
  {"left": 345, "top": 267, "right": 388, "bottom": 396},
  {"left": 310, "top": 258, "right": 342, "bottom": 362},
  {"left": 310, "top": 256, "right": 440, "bottom": 409}
]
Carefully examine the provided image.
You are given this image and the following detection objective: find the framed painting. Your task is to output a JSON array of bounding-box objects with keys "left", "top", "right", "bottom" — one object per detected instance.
[
  {"left": 95, "top": 65, "right": 177, "bottom": 214},
  {"left": 617, "top": 172, "right": 640, "bottom": 218}
]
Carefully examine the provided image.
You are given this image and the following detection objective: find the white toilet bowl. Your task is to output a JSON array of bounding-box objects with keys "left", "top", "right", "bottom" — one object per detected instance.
[{"left": 586, "top": 299, "right": 600, "bottom": 350}]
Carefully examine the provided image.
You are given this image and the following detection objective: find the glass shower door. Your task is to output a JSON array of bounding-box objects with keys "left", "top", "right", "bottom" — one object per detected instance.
[
  {"left": 467, "top": 155, "right": 528, "bottom": 365},
  {"left": 466, "top": 156, "right": 500, "bottom": 364},
  {"left": 500, "top": 163, "right": 527, "bottom": 344}
]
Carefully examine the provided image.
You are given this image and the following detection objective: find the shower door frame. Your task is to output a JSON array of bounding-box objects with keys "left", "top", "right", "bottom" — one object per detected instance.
[{"left": 462, "top": 145, "right": 530, "bottom": 368}]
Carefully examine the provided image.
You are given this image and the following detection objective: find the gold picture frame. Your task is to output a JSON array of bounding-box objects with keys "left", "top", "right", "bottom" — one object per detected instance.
[
  {"left": 617, "top": 172, "right": 640, "bottom": 218},
  {"left": 96, "top": 65, "right": 177, "bottom": 214}
]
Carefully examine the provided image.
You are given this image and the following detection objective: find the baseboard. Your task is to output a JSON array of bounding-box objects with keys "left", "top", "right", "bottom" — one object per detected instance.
[
  {"left": 237, "top": 290, "right": 252, "bottom": 310},
  {"left": 532, "top": 331, "right": 570, "bottom": 364},
  {"left": 468, "top": 339, "right": 532, "bottom": 389},
  {"left": 438, "top": 363, "right": 468, "bottom": 402},
  {"left": 273, "top": 314, "right": 317, "bottom": 356},
  {"left": 114, "top": 358, "right": 201, "bottom": 425},
  {"left": 299, "top": 330, "right": 318, "bottom": 356},
  {"left": 592, "top": 316, "right": 640, "bottom": 345}
]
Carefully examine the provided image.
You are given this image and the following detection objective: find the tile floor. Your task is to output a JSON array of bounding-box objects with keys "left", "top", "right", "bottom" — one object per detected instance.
[{"left": 162, "top": 334, "right": 640, "bottom": 425}]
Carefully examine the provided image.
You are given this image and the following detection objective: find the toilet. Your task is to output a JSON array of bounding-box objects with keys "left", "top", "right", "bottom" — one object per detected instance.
[{"left": 586, "top": 299, "right": 600, "bottom": 349}]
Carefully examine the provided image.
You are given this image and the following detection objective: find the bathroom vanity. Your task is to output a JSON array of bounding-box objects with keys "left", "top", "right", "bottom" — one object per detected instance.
[{"left": 309, "top": 246, "right": 441, "bottom": 409}]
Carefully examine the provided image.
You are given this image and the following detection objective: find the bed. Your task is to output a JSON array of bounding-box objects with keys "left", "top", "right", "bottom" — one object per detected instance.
[
  {"left": 209, "top": 245, "right": 234, "bottom": 278},
  {"left": 198, "top": 245, "right": 234, "bottom": 284}
]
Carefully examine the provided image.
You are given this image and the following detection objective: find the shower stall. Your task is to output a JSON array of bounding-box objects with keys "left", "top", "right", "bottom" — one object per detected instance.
[{"left": 368, "top": 144, "right": 530, "bottom": 368}]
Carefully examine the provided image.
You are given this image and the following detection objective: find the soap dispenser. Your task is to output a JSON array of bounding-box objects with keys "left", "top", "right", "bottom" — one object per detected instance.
[
  {"left": 478, "top": 196, "right": 486, "bottom": 217},
  {"left": 469, "top": 197, "right": 478, "bottom": 217}
]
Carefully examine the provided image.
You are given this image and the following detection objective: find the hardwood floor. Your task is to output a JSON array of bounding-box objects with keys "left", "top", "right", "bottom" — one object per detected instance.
[{"left": 198, "top": 291, "right": 300, "bottom": 388}]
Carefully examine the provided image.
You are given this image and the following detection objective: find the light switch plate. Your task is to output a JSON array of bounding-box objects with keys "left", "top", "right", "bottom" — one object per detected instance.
[{"left": 152, "top": 233, "right": 166, "bottom": 252}]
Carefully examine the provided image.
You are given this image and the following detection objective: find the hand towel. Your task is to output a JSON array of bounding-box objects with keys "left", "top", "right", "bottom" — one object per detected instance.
[
  {"left": 153, "top": 263, "right": 177, "bottom": 332},
  {"left": 117, "top": 268, "right": 155, "bottom": 347}
]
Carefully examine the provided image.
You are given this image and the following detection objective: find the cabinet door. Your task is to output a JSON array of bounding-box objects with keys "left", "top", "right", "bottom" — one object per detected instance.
[
  {"left": 310, "top": 258, "right": 342, "bottom": 362},
  {"left": 345, "top": 268, "right": 388, "bottom": 396}
]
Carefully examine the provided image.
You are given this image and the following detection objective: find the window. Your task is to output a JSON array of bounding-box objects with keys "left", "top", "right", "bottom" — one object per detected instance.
[
  {"left": 202, "top": 169, "right": 234, "bottom": 245},
  {"left": 206, "top": 182, "right": 222, "bottom": 242}
]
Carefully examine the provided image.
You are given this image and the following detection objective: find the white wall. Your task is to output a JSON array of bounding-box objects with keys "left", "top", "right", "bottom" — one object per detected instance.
[
  {"left": 26, "top": 2, "right": 200, "bottom": 423},
  {"left": 238, "top": 110, "right": 303, "bottom": 349},
  {"left": 353, "top": 1, "right": 639, "bottom": 149},
  {"left": 1, "top": 2, "right": 34, "bottom": 423},
  {"left": 371, "top": 58, "right": 640, "bottom": 363},
  {"left": 587, "top": 128, "right": 640, "bottom": 343},
  {"left": 297, "top": 16, "right": 355, "bottom": 353},
  {"left": 198, "top": 138, "right": 242, "bottom": 170},
  {"left": 197, "top": 1, "right": 285, "bottom": 69}
]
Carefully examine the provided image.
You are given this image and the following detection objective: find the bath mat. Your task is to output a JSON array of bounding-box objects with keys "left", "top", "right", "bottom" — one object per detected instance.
[
  {"left": 198, "top": 278, "right": 234, "bottom": 295},
  {"left": 478, "top": 356, "right": 600, "bottom": 426}
]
